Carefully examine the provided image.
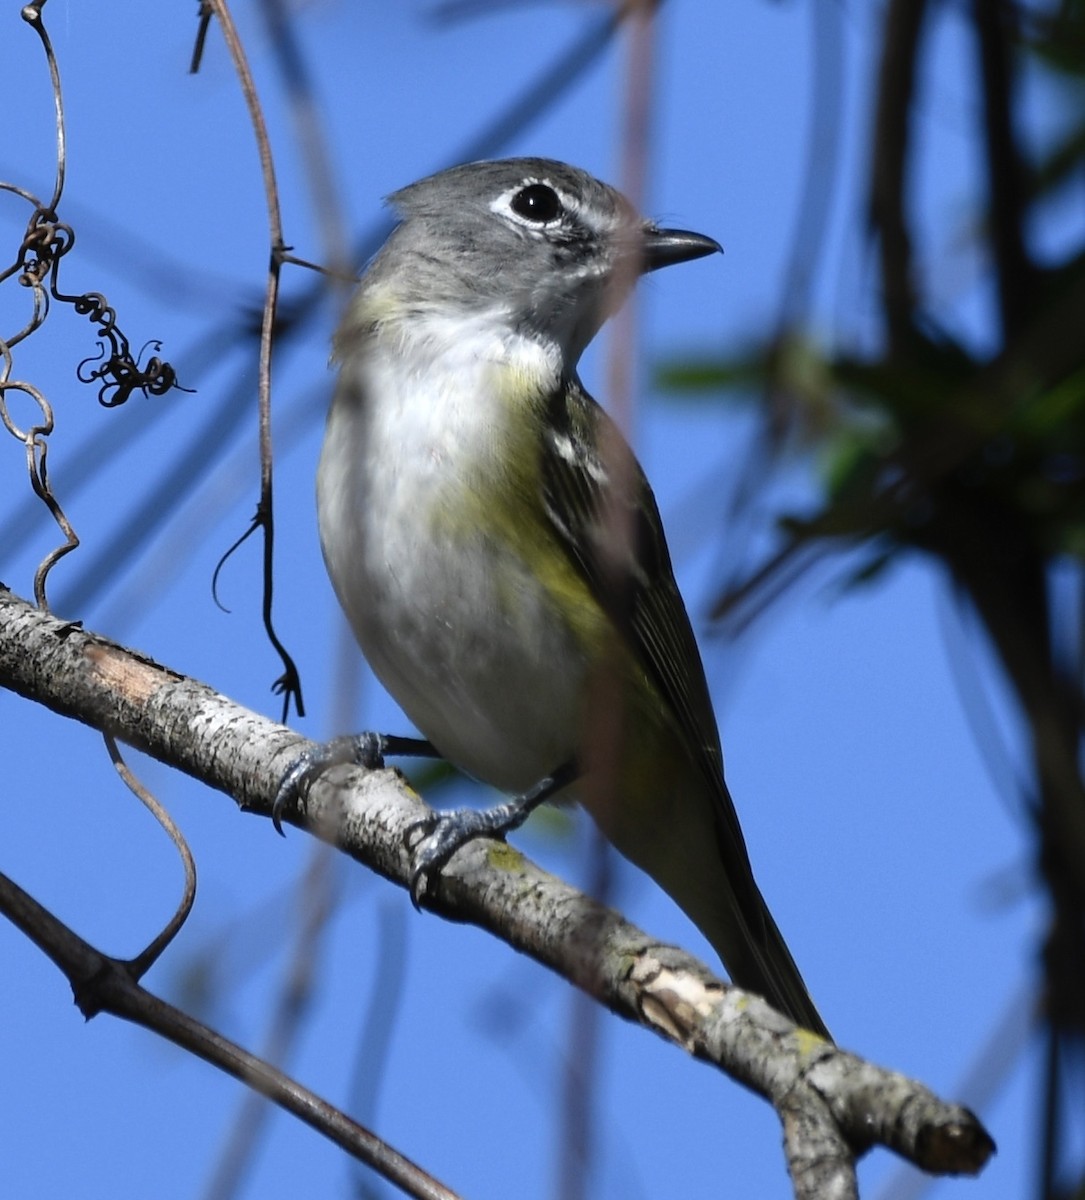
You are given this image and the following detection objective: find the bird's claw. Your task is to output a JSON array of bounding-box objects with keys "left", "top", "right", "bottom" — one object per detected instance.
[
  {"left": 271, "top": 756, "right": 312, "bottom": 836},
  {"left": 404, "top": 806, "right": 510, "bottom": 910},
  {"left": 272, "top": 733, "right": 389, "bottom": 836},
  {"left": 405, "top": 811, "right": 456, "bottom": 910}
]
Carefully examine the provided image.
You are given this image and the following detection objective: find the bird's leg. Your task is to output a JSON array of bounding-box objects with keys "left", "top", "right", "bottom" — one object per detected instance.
[
  {"left": 407, "top": 758, "right": 579, "bottom": 908},
  {"left": 272, "top": 732, "right": 439, "bottom": 835}
]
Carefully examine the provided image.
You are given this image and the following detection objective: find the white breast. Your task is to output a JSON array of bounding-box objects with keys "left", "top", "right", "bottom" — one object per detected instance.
[{"left": 317, "top": 309, "right": 586, "bottom": 790}]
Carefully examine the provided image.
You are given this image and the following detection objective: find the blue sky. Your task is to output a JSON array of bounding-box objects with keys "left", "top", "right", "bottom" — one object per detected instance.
[{"left": 1, "top": 3, "right": 1040, "bottom": 1198}]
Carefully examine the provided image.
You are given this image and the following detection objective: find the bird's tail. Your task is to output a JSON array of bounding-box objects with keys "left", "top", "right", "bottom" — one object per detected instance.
[
  {"left": 714, "top": 881, "right": 832, "bottom": 1042},
  {"left": 585, "top": 742, "right": 831, "bottom": 1039},
  {"left": 624, "top": 769, "right": 832, "bottom": 1041}
]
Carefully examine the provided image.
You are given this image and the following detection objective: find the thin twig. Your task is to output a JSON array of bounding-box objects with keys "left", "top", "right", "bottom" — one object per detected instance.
[
  {"left": 0, "top": 2, "right": 78, "bottom": 608},
  {"left": 103, "top": 734, "right": 197, "bottom": 979},
  {"left": 20, "top": 1, "right": 65, "bottom": 212},
  {"left": 0, "top": 869, "right": 460, "bottom": 1200},
  {"left": 346, "top": 901, "right": 411, "bottom": 1199},
  {"left": 258, "top": 0, "right": 352, "bottom": 281},
  {"left": 202, "top": 843, "right": 338, "bottom": 1200},
  {"left": 195, "top": 0, "right": 304, "bottom": 719},
  {"left": 558, "top": 4, "right": 659, "bottom": 1197}
]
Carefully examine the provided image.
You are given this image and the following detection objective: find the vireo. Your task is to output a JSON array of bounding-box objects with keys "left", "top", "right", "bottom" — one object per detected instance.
[{"left": 276, "top": 158, "right": 829, "bottom": 1040}]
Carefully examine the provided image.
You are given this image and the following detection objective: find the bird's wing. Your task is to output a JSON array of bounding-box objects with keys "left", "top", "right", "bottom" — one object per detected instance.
[
  {"left": 538, "top": 379, "right": 830, "bottom": 1040},
  {"left": 538, "top": 377, "right": 760, "bottom": 917}
]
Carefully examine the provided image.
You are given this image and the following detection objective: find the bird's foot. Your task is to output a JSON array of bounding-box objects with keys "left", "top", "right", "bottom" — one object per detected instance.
[
  {"left": 406, "top": 798, "right": 536, "bottom": 909},
  {"left": 272, "top": 732, "right": 437, "bottom": 835},
  {"left": 406, "top": 759, "right": 579, "bottom": 907}
]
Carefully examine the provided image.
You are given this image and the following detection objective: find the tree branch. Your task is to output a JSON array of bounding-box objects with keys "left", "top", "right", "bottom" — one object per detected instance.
[
  {"left": 972, "top": 0, "right": 1037, "bottom": 340},
  {"left": 0, "top": 867, "right": 458, "bottom": 1200},
  {"left": 869, "top": 0, "right": 929, "bottom": 357},
  {"left": 0, "top": 585, "right": 996, "bottom": 1198}
]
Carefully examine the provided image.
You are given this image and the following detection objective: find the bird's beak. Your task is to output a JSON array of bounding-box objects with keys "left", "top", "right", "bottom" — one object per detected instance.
[{"left": 641, "top": 224, "right": 722, "bottom": 273}]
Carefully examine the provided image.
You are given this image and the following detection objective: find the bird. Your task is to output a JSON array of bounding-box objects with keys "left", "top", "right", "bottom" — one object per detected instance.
[{"left": 275, "top": 157, "right": 830, "bottom": 1040}]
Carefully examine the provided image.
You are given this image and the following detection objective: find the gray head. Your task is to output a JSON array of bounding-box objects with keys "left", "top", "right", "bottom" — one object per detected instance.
[{"left": 362, "top": 157, "right": 720, "bottom": 363}]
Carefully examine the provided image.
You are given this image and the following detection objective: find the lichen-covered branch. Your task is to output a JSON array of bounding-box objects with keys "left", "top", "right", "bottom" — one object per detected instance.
[{"left": 0, "top": 586, "right": 995, "bottom": 1198}]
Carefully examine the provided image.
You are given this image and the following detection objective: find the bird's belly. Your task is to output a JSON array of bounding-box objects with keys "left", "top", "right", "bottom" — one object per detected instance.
[{"left": 318, "top": 397, "right": 587, "bottom": 793}]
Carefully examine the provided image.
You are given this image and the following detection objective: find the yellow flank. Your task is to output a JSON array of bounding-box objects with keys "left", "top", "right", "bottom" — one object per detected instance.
[{"left": 424, "top": 356, "right": 617, "bottom": 662}]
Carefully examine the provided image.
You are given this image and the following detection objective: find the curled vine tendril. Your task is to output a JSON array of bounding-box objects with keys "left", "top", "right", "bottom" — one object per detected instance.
[
  {"left": 13, "top": 206, "right": 191, "bottom": 407},
  {"left": 2, "top": 3, "right": 191, "bottom": 609},
  {"left": 78, "top": 338, "right": 189, "bottom": 407}
]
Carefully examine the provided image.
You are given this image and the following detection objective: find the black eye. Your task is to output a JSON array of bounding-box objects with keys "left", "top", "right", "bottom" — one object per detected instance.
[{"left": 510, "top": 183, "right": 561, "bottom": 223}]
